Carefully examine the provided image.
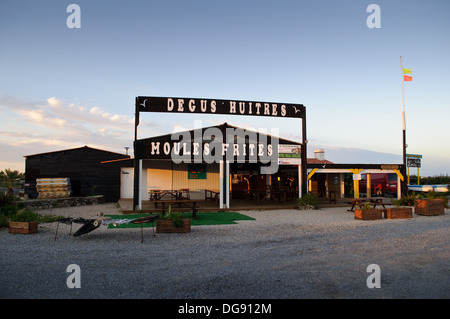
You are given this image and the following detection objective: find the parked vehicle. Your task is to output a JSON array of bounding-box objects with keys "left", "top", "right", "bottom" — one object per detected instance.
[{"left": 359, "top": 173, "right": 398, "bottom": 197}]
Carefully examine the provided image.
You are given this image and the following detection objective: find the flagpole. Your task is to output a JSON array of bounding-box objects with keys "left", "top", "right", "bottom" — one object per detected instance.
[
  {"left": 400, "top": 56, "right": 406, "bottom": 130},
  {"left": 400, "top": 56, "right": 407, "bottom": 196}
]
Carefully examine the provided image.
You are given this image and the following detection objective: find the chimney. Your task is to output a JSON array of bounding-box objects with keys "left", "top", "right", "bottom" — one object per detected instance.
[{"left": 314, "top": 149, "right": 325, "bottom": 161}]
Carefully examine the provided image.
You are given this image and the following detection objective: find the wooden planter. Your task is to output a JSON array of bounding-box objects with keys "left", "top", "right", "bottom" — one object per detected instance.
[
  {"left": 354, "top": 209, "right": 383, "bottom": 220},
  {"left": 386, "top": 207, "right": 413, "bottom": 219},
  {"left": 9, "top": 221, "right": 38, "bottom": 234},
  {"left": 156, "top": 218, "right": 191, "bottom": 233},
  {"left": 414, "top": 199, "right": 445, "bottom": 216}
]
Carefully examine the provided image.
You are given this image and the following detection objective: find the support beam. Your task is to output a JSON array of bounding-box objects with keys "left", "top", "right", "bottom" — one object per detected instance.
[
  {"left": 298, "top": 165, "right": 302, "bottom": 198},
  {"left": 138, "top": 159, "right": 143, "bottom": 210},
  {"left": 219, "top": 160, "right": 230, "bottom": 209},
  {"left": 307, "top": 168, "right": 318, "bottom": 181},
  {"left": 349, "top": 169, "right": 363, "bottom": 199}
]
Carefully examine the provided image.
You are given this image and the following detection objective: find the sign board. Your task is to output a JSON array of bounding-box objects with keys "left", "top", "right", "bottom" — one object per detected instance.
[
  {"left": 278, "top": 144, "right": 301, "bottom": 165},
  {"left": 381, "top": 164, "right": 399, "bottom": 170},
  {"left": 137, "top": 96, "right": 304, "bottom": 119},
  {"left": 188, "top": 164, "right": 206, "bottom": 179},
  {"left": 406, "top": 154, "right": 422, "bottom": 159},
  {"left": 407, "top": 158, "right": 421, "bottom": 168}
]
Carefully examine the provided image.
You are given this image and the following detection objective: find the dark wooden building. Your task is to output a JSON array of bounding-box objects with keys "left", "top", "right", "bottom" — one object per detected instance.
[{"left": 24, "top": 146, "right": 130, "bottom": 202}]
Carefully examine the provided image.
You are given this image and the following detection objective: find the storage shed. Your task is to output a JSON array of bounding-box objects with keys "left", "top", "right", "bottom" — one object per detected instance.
[{"left": 24, "top": 146, "right": 130, "bottom": 201}]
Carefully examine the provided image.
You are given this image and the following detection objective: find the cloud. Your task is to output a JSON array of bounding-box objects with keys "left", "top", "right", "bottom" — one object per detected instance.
[
  {"left": 47, "top": 97, "right": 63, "bottom": 108},
  {"left": 90, "top": 106, "right": 100, "bottom": 114},
  {"left": 0, "top": 94, "right": 141, "bottom": 163}
]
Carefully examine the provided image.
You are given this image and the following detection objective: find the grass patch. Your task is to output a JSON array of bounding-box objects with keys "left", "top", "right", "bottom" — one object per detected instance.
[{"left": 105, "top": 211, "right": 255, "bottom": 229}]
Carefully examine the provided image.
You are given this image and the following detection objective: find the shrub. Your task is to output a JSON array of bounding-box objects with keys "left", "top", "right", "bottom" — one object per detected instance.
[
  {"left": 0, "top": 190, "right": 14, "bottom": 207},
  {"left": 0, "top": 214, "right": 9, "bottom": 227},
  {"left": 0, "top": 193, "right": 64, "bottom": 227},
  {"left": 9, "top": 208, "right": 40, "bottom": 222},
  {"left": 296, "top": 193, "right": 318, "bottom": 210},
  {"left": 395, "top": 193, "right": 415, "bottom": 206},
  {"left": 159, "top": 205, "right": 184, "bottom": 227}
]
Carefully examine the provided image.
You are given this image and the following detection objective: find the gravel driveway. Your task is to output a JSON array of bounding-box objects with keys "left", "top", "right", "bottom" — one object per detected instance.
[{"left": 1, "top": 203, "right": 449, "bottom": 299}]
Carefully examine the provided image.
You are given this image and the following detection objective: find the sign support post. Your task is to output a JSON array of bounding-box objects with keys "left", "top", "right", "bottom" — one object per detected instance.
[
  {"left": 301, "top": 108, "right": 308, "bottom": 197},
  {"left": 133, "top": 97, "right": 140, "bottom": 210}
]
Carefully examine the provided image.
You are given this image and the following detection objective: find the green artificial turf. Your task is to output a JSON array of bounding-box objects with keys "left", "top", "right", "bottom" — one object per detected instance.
[{"left": 105, "top": 211, "right": 255, "bottom": 229}]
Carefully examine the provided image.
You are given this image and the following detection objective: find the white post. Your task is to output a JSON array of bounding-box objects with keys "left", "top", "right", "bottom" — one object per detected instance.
[
  {"left": 298, "top": 164, "right": 302, "bottom": 198},
  {"left": 226, "top": 160, "right": 230, "bottom": 208},
  {"left": 219, "top": 160, "right": 224, "bottom": 209}
]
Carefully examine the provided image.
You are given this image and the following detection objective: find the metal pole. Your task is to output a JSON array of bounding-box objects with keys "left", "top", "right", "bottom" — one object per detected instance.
[
  {"left": 301, "top": 106, "right": 308, "bottom": 196},
  {"left": 133, "top": 98, "right": 140, "bottom": 210},
  {"left": 400, "top": 57, "right": 407, "bottom": 197}
]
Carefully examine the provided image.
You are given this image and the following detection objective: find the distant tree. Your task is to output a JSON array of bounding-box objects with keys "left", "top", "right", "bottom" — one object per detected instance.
[
  {"left": 409, "top": 174, "right": 450, "bottom": 185},
  {"left": 0, "top": 169, "right": 24, "bottom": 194}
]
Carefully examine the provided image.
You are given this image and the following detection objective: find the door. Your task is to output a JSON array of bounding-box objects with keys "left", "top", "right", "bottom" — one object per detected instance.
[{"left": 120, "top": 167, "right": 134, "bottom": 199}]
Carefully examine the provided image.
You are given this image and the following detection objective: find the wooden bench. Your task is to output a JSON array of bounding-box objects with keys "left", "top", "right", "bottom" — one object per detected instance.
[{"left": 152, "top": 200, "right": 199, "bottom": 219}]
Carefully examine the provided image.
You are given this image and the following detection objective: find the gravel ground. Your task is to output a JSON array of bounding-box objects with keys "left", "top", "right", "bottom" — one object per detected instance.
[{"left": 0, "top": 203, "right": 449, "bottom": 299}]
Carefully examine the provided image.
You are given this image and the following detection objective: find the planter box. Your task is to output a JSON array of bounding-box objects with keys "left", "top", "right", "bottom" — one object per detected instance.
[
  {"left": 354, "top": 209, "right": 383, "bottom": 220},
  {"left": 414, "top": 199, "right": 445, "bottom": 216},
  {"left": 386, "top": 207, "right": 413, "bottom": 219},
  {"left": 9, "top": 221, "right": 38, "bottom": 234},
  {"left": 156, "top": 218, "right": 191, "bottom": 233}
]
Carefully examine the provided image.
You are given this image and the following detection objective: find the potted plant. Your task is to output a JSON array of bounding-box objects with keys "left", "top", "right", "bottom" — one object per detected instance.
[
  {"left": 354, "top": 202, "right": 383, "bottom": 220},
  {"left": 386, "top": 198, "right": 413, "bottom": 219},
  {"left": 156, "top": 205, "right": 191, "bottom": 233},
  {"left": 414, "top": 192, "right": 446, "bottom": 216},
  {"left": 9, "top": 207, "right": 39, "bottom": 234}
]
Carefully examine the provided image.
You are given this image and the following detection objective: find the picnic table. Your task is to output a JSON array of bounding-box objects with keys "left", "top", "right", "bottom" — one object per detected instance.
[
  {"left": 149, "top": 189, "right": 190, "bottom": 202},
  {"left": 250, "top": 189, "right": 270, "bottom": 204},
  {"left": 347, "top": 197, "right": 388, "bottom": 212},
  {"left": 269, "top": 190, "right": 287, "bottom": 202},
  {"left": 152, "top": 199, "right": 199, "bottom": 219},
  {"left": 204, "top": 189, "right": 220, "bottom": 202},
  {"left": 249, "top": 188, "right": 292, "bottom": 204}
]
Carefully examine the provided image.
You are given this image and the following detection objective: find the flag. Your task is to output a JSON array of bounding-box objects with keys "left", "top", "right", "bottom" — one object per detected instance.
[
  {"left": 404, "top": 75, "right": 413, "bottom": 81},
  {"left": 403, "top": 68, "right": 412, "bottom": 74}
]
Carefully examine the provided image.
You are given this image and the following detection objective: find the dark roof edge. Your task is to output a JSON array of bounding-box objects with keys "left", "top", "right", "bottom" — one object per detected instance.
[{"left": 24, "top": 145, "right": 130, "bottom": 158}]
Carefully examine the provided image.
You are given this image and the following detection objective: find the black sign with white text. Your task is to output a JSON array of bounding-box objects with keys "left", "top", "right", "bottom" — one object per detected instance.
[{"left": 136, "top": 96, "right": 304, "bottom": 119}]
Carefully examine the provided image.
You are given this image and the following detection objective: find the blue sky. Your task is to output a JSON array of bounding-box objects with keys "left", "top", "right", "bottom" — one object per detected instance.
[{"left": 1, "top": 0, "right": 449, "bottom": 176}]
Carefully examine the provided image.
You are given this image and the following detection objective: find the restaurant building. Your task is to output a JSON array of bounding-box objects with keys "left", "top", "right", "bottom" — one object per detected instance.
[
  {"left": 23, "top": 96, "right": 406, "bottom": 207},
  {"left": 118, "top": 122, "right": 306, "bottom": 209}
]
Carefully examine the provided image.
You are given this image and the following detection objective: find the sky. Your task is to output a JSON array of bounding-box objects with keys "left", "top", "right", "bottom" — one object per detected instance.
[{"left": 0, "top": 0, "right": 449, "bottom": 177}]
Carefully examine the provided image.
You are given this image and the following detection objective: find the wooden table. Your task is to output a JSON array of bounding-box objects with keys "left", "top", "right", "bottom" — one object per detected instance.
[
  {"left": 247, "top": 189, "right": 298, "bottom": 204},
  {"left": 153, "top": 199, "right": 199, "bottom": 219},
  {"left": 251, "top": 189, "right": 270, "bottom": 204},
  {"left": 149, "top": 189, "right": 188, "bottom": 202},
  {"left": 347, "top": 198, "right": 387, "bottom": 211},
  {"left": 269, "top": 190, "right": 287, "bottom": 202},
  {"left": 204, "top": 189, "right": 220, "bottom": 202}
]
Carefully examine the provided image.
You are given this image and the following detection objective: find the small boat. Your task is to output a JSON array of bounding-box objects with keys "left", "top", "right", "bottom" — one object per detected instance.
[{"left": 407, "top": 184, "right": 449, "bottom": 192}]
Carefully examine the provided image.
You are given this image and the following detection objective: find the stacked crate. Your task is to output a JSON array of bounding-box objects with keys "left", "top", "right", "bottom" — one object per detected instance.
[{"left": 36, "top": 178, "right": 72, "bottom": 199}]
